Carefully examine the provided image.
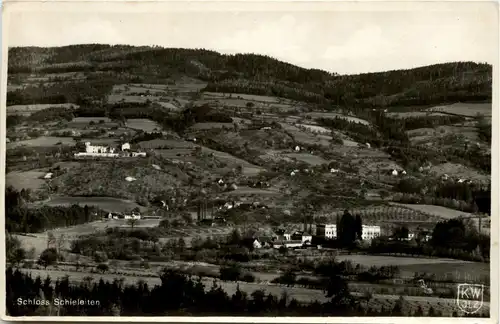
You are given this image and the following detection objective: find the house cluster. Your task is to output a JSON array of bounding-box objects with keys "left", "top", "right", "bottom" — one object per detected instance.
[
  {"left": 216, "top": 179, "right": 238, "bottom": 191},
  {"left": 315, "top": 224, "right": 382, "bottom": 241},
  {"left": 441, "top": 174, "right": 475, "bottom": 184},
  {"left": 390, "top": 169, "right": 407, "bottom": 176},
  {"left": 390, "top": 230, "right": 432, "bottom": 242},
  {"left": 74, "top": 142, "right": 147, "bottom": 158},
  {"left": 252, "top": 230, "right": 313, "bottom": 249},
  {"left": 218, "top": 200, "right": 268, "bottom": 212},
  {"left": 107, "top": 211, "right": 141, "bottom": 220}
]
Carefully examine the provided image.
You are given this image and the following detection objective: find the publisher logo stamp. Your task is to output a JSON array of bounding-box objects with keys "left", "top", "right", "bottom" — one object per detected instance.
[{"left": 456, "top": 284, "right": 484, "bottom": 314}]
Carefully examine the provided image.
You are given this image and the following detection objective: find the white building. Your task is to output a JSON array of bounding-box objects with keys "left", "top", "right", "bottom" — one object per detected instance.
[
  {"left": 316, "top": 224, "right": 337, "bottom": 239},
  {"left": 124, "top": 212, "right": 141, "bottom": 220},
  {"left": 295, "top": 145, "right": 300, "bottom": 152},
  {"left": 253, "top": 239, "right": 262, "bottom": 249},
  {"left": 301, "top": 233, "right": 313, "bottom": 244},
  {"left": 85, "top": 142, "right": 115, "bottom": 154},
  {"left": 361, "top": 225, "right": 381, "bottom": 240},
  {"left": 391, "top": 170, "right": 398, "bottom": 176},
  {"left": 316, "top": 224, "right": 381, "bottom": 241},
  {"left": 121, "top": 143, "right": 131, "bottom": 151},
  {"left": 44, "top": 172, "right": 53, "bottom": 179},
  {"left": 132, "top": 152, "right": 147, "bottom": 157}
]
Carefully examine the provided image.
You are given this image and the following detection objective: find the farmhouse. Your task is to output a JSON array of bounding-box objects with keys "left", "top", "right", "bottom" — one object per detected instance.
[
  {"left": 121, "top": 143, "right": 131, "bottom": 151},
  {"left": 44, "top": 172, "right": 53, "bottom": 179},
  {"left": 124, "top": 213, "right": 141, "bottom": 220},
  {"left": 107, "top": 212, "right": 124, "bottom": 220}
]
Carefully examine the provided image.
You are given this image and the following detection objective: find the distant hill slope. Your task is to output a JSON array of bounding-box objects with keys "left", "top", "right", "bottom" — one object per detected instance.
[{"left": 7, "top": 44, "right": 492, "bottom": 108}]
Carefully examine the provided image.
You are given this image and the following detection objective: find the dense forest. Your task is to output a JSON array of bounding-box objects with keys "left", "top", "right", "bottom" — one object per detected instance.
[
  {"left": 5, "top": 187, "right": 102, "bottom": 233},
  {"left": 7, "top": 45, "right": 492, "bottom": 108}
]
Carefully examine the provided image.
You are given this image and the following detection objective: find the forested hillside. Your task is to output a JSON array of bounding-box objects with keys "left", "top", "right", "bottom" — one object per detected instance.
[{"left": 8, "top": 45, "right": 492, "bottom": 109}]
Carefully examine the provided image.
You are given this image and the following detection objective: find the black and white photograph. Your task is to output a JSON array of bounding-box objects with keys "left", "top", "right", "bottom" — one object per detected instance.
[{"left": 1, "top": 1, "right": 498, "bottom": 321}]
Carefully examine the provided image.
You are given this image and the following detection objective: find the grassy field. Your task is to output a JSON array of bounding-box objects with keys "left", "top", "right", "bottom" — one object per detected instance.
[
  {"left": 284, "top": 152, "right": 327, "bottom": 166},
  {"left": 281, "top": 124, "right": 332, "bottom": 148},
  {"left": 34, "top": 196, "right": 148, "bottom": 213},
  {"left": 224, "top": 186, "right": 282, "bottom": 197},
  {"left": 385, "top": 112, "right": 450, "bottom": 119},
  {"left": 199, "top": 147, "right": 265, "bottom": 175},
  {"left": 48, "top": 160, "right": 184, "bottom": 202},
  {"left": 7, "top": 103, "right": 78, "bottom": 116},
  {"left": 79, "top": 138, "right": 119, "bottom": 146},
  {"left": 296, "top": 124, "right": 331, "bottom": 134},
  {"left": 426, "top": 103, "right": 492, "bottom": 117},
  {"left": 189, "top": 123, "right": 234, "bottom": 130},
  {"left": 303, "top": 112, "right": 371, "bottom": 126},
  {"left": 7, "top": 136, "right": 76, "bottom": 148},
  {"left": 203, "top": 92, "right": 289, "bottom": 103},
  {"left": 336, "top": 254, "right": 474, "bottom": 267},
  {"left": 398, "top": 261, "right": 489, "bottom": 282},
  {"left": 428, "top": 162, "right": 490, "bottom": 183},
  {"left": 139, "top": 139, "right": 193, "bottom": 150},
  {"left": 389, "top": 203, "right": 472, "bottom": 219},
  {"left": 68, "top": 117, "right": 114, "bottom": 128},
  {"left": 125, "top": 118, "right": 161, "bottom": 132},
  {"left": 6, "top": 170, "right": 47, "bottom": 190}
]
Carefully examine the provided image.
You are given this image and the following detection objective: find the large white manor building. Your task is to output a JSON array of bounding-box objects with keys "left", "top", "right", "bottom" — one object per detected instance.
[
  {"left": 74, "top": 142, "right": 146, "bottom": 158},
  {"left": 316, "top": 223, "right": 381, "bottom": 241}
]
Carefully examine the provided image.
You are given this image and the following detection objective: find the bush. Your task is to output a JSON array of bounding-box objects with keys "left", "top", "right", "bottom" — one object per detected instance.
[
  {"left": 241, "top": 273, "right": 256, "bottom": 283},
  {"left": 38, "top": 248, "right": 58, "bottom": 269},
  {"left": 219, "top": 263, "right": 242, "bottom": 281},
  {"left": 96, "top": 263, "right": 109, "bottom": 273},
  {"left": 93, "top": 251, "right": 108, "bottom": 263}
]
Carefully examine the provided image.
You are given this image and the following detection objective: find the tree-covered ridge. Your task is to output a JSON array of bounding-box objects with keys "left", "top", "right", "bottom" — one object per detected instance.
[{"left": 8, "top": 45, "right": 492, "bottom": 108}]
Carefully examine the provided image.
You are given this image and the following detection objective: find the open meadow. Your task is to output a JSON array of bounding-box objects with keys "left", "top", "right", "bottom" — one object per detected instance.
[
  {"left": 389, "top": 203, "right": 472, "bottom": 219},
  {"left": 7, "top": 103, "right": 78, "bottom": 116},
  {"left": 34, "top": 196, "right": 148, "bottom": 213},
  {"left": 7, "top": 136, "right": 76, "bottom": 149},
  {"left": 303, "top": 112, "right": 371, "bottom": 126},
  {"left": 426, "top": 103, "right": 491, "bottom": 117},
  {"left": 6, "top": 170, "right": 47, "bottom": 190}
]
